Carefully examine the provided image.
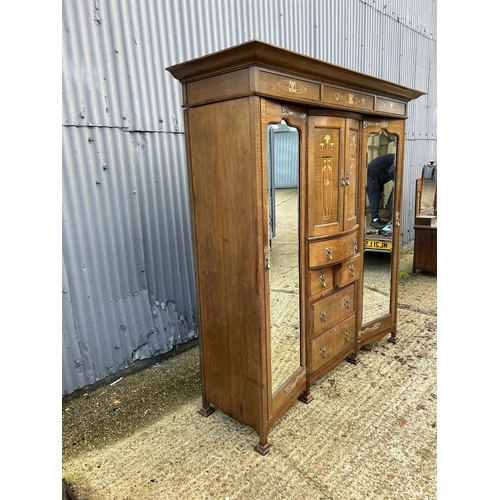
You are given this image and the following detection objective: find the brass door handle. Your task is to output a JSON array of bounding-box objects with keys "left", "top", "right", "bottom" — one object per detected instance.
[{"left": 264, "top": 246, "right": 271, "bottom": 270}]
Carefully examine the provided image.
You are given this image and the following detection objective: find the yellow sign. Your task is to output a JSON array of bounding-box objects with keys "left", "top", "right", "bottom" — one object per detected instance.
[{"left": 365, "top": 239, "right": 392, "bottom": 251}]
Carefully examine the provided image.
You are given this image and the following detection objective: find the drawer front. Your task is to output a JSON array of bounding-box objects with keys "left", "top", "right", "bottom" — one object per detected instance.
[
  {"left": 258, "top": 70, "right": 321, "bottom": 104},
  {"left": 310, "top": 314, "right": 356, "bottom": 373},
  {"left": 185, "top": 68, "right": 251, "bottom": 106},
  {"left": 323, "top": 85, "right": 375, "bottom": 112},
  {"left": 310, "top": 284, "right": 355, "bottom": 337},
  {"left": 374, "top": 97, "right": 406, "bottom": 116},
  {"left": 335, "top": 254, "right": 361, "bottom": 288},
  {"left": 309, "top": 231, "right": 359, "bottom": 268},
  {"left": 310, "top": 267, "right": 334, "bottom": 297}
]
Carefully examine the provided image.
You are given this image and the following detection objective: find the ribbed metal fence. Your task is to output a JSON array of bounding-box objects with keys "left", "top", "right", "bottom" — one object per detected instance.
[
  {"left": 271, "top": 126, "right": 300, "bottom": 189},
  {"left": 62, "top": 0, "right": 437, "bottom": 396}
]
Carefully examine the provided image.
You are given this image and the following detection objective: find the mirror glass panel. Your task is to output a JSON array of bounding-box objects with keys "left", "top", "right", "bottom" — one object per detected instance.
[
  {"left": 267, "top": 120, "right": 301, "bottom": 394},
  {"left": 418, "top": 162, "right": 437, "bottom": 218},
  {"left": 362, "top": 130, "right": 397, "bottom": 324}
]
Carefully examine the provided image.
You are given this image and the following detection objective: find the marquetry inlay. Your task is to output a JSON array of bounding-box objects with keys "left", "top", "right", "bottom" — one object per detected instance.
[
  {"left": 335, "top": 92, "right": 365, "bottom": 106},
  {"left": 278, "top": 79, "right": 307, "bottom": 93},
  {"left": 358, "top": 322, "right": 381, "bottom": 338},
  {"left": 320, "top": 134, "right": 334, "bottom": 220},
  {"left": 284, "top": 371, "right": 306, "bottom": 395},
  {"left": 282, "top": 106, "right": 307, "bottom": 122},
  {"left": 323, "top": 86, "right": 374, "bottom": 111},
  {"left": 363, "top": 120, "right": 389, "bottom": 129}
]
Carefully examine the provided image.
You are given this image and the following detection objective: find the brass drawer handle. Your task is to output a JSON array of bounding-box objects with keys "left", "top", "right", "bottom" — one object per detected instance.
[
  {"left": 348, "top": 264, "right": 354, "bottom": 277},
  {"left": 320, "top": 345, "right": 327, "bottom": 358},
  {"left": 325, "top": 247, "right": 333, "bottom": 261},
  {"left": 352, "top": 240, "right": 358, "bottom": 253},
  {"left": 319, "top": 272, "right": 326, "bottom": 287},
  {"left": 344, "top": 297, "right": 351, "bottom": 309},
  {"left": 320, "top": 310, "right": 327, "bottom": 322},
  {"left": 344, "top": 330, "right": 350, "bottom": 342}
]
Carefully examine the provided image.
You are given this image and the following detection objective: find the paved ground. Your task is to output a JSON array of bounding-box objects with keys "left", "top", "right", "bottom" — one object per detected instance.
[{"left": 62, "top": 249, "right": 437, "bottom": 500}]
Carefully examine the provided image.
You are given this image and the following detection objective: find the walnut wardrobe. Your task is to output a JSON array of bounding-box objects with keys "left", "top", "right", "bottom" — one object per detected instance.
[{"left": 166, "top": 40, "right": 424, "bottom": 454}]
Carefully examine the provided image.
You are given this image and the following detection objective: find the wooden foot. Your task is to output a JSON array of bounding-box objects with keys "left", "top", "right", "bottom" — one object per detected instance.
[
  {"left": 388, "top": 334, "right": 399, "bottom": 344},
  {"left": 198, "top": 405, "right": 215, "bottom": 417},
  {"left": 254, "top": 442, "right": 272, "bottom": 455},
  {"left": 298, "top": 392, "right": 314, "bottom": 404},
  {"left": 347, "top": 353, "right": 360, "bottom": 365}
]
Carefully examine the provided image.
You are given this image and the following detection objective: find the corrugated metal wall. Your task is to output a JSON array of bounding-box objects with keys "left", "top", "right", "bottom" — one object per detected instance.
[
  {"left": 271, "top": 126, "right": 300, "bottom": 189},
  {"left": 62, "top": 0, "right": 437, "bottom": 396}
]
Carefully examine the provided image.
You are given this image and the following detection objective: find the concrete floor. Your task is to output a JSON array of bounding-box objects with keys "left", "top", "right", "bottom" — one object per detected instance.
[{"left": 62, "top": 246, "right": 437, "bottom": 500}]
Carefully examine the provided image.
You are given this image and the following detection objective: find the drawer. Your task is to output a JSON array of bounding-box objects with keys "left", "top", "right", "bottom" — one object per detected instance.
[
  {"left": 334, "top": 254, "right": 361, "bottom": 288},
  {"left": 374, "top": 97, "right": 406, "bottom": 116},
  {"left": 258, "top": 69, "right": 321, "bottom": 103},
  {"left": 310, "top": 314, "right": 356, "bottom": 374},
  {"left": 310, "top": 284, "right": 355, "bottom": 337},
  {"left": 309, "top": 231, "right": 359, "bottom": 268},
  {"left": 323, "top": 85, "right": 375, "bottom": 112},
  {"left": 310, "top": 267, "right": 334, "bottom": 297}
]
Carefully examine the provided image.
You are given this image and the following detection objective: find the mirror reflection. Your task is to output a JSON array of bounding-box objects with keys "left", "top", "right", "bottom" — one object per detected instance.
[
  {"left": 363, "top": 130, "right": 397, "bottom": 324},
  {"left": 267, "top": 121, "right": 301, "bottom": 394},
  {"left": 417, "top": 162, "right": 437, "bottom": 218}
]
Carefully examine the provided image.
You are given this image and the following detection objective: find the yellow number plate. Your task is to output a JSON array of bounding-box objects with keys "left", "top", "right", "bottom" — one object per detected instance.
[{"left": 365, "top": 239, "right": 392, "bottom": 251}]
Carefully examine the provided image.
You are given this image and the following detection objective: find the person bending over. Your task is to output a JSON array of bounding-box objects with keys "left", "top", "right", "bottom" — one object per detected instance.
[{"left": 366, "top": 153, "right": 395, "bottom": 229}]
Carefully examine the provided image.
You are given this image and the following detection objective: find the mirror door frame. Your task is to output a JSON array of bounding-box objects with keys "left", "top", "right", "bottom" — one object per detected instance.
[
  {"left": 357, "top": 117, "right": 406, "bottom": 350},
  {"left": 261, "top": 99, "right": 308, "bottom": 426}
]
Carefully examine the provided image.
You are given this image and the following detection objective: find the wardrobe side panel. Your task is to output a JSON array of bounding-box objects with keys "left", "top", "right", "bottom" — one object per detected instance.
[{"left": 186, "top": 98, "right": 262, "bottom": 430}]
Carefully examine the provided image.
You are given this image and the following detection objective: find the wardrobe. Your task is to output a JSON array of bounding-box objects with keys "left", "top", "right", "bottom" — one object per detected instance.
[{"left": 166, "top": 40, "right": 424, "bottom": 454}]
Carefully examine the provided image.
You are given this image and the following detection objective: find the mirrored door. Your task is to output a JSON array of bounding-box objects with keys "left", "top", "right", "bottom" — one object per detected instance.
[
  {"left": 360, "top": 119, "right": 405, "bottom": 342},
  {"left": 267, "top": 120, "right": 301, "bottom": 394},
  {"left": 262, "top": 101, "right": 307, "bottom": 399},
  {"left": 362, "top": 129, "right": 397, "bottom": 324}
]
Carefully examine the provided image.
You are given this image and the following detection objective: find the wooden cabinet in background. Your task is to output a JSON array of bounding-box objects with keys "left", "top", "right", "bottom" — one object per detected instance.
[
  {"left": 413, "top": 226, "right": 437, "bottom": 273},
  {"left": 413, "top": 162, "right": 437, "bottom": 274},
  {"left": 166, "top": 40, "right": 424, "bottom": 454}
]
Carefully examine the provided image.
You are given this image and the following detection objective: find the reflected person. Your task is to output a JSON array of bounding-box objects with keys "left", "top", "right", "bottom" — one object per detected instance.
[{"left": 367, "top": 153, "right": 395, "bottom": 229}]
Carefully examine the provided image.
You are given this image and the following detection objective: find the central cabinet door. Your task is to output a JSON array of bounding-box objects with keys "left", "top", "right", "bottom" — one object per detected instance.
[{"left": 307, "top": 114, "right": 360, "bottom": 238}]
